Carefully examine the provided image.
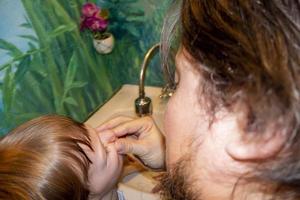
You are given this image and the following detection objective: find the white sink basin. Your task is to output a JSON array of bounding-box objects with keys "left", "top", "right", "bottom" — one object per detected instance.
[{"left": 85, "top": 84, "right": 167, "bottom": 200}]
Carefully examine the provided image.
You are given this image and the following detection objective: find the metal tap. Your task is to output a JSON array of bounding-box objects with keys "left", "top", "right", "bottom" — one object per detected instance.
[{"left": 135, "top": 43, "right": 160, "bottom": 117}]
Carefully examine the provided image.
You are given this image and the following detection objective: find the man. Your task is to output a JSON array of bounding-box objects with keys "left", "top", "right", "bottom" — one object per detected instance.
[{"left": 98, "top": 0, "right": 300, "bottom": 199}]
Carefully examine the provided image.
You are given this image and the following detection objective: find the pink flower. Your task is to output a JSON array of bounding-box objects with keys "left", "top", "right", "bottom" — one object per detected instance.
[
  {"left": 81, "top": 3, "right": 100, "bottom": 17},
  {"left": 83, "top": 17, "right": 108, "bottom": 32},
  {"left": 79, "top": 2, "right": 109, "bottom": 38}
]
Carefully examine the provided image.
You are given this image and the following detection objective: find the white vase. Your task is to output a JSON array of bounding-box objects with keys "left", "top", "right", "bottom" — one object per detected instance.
[{"left": 93, "top": 33, "right": 114, "bottom": 54}]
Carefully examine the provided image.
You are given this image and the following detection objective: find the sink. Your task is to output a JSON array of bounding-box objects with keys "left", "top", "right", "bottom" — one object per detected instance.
[
  {"left": 85, "top": 84, "right": 167, "bottom": 200},
  {"left": 85, "top": 84, "right": 166, "bottom": 131}
]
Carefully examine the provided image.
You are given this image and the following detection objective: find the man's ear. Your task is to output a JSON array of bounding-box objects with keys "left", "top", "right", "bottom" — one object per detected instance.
[{"left": 226, "top": 131, "right": 286, "bottom": 161}]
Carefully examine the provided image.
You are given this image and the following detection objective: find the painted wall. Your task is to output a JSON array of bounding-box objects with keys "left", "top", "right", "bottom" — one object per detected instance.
[{"left": 0, "top": 0, "right": 171, "bottom": 135}]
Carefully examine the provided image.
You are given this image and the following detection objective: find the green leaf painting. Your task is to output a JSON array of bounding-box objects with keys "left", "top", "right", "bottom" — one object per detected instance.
[{"left": 0, "top": 0, "right": 171, "bottom": 135}]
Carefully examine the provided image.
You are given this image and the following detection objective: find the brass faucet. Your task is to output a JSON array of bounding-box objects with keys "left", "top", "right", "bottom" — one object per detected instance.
[
  {"left": 135, "top": 43, "right": 177, "bottom": 117},
  {"left": 135, "top": 43, "right": 160, "bottom": 117}
]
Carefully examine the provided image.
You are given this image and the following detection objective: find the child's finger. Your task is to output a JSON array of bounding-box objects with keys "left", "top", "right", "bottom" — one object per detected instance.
[
  {"left": 85, "top": 125, "right": 107, "bottom": 160},
  {"left": 99, "top": 130, "right": 116, "bottom": 146},
  {"left": 106, "top": 144, "right": 123, "bottom": 169}
]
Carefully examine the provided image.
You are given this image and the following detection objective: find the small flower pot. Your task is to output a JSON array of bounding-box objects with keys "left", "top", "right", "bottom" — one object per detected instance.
[{"left": 93, "top": 33, "right": 114, "bottom": 54}]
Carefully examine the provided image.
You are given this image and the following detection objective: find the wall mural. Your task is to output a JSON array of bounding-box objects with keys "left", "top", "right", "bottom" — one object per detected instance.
[{"left": 0, "top": 0, "right": 171, "bottom": 135}]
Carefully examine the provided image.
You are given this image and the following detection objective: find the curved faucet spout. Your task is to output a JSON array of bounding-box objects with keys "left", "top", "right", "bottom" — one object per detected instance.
[
  {"left": 139, "top": 43, "right": 160, "bottom": 98},
  {"left": 135, "top": 43, "right": 160, "bottom": 117}
]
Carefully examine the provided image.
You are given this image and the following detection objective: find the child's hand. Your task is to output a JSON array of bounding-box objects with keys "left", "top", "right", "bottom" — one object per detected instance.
[{"left": 82, "top": 126, "right": 123, "bottom": 199}]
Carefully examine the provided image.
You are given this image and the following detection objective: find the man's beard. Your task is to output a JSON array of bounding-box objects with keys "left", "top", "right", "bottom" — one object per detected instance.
[{"left": 157, "top": 156, "right": 201, "bottom": 200}]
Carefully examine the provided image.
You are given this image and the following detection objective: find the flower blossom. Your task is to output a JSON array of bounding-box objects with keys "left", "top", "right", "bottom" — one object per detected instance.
[
  {"left": 80, "top": 2, "right": 109, "bottom": 39},
  {"left": 81, "top": 3, "right": 100, "bottom": 17},
  {"left": 83, "top": 17, "right": 108, "bottom": 32}
]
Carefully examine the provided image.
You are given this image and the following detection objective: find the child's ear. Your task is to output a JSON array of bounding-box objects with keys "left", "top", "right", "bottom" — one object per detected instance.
[{"left": 226, "top": 131, "right": 286, "bottom": 161}]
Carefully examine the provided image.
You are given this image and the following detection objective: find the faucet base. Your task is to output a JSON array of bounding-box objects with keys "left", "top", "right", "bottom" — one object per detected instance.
[{"left": 135, "top": 96, "right": 152, "bottom": 117}]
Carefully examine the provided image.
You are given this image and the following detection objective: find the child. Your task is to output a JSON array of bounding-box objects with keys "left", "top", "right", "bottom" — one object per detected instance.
[{"left": 0, "top": 115, "right": 124, "bottom": 200}]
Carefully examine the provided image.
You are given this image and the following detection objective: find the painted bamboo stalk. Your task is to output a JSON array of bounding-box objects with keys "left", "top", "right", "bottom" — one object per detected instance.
[{"left": 21, "top": 0, "right": 64, "bottom": 114}]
